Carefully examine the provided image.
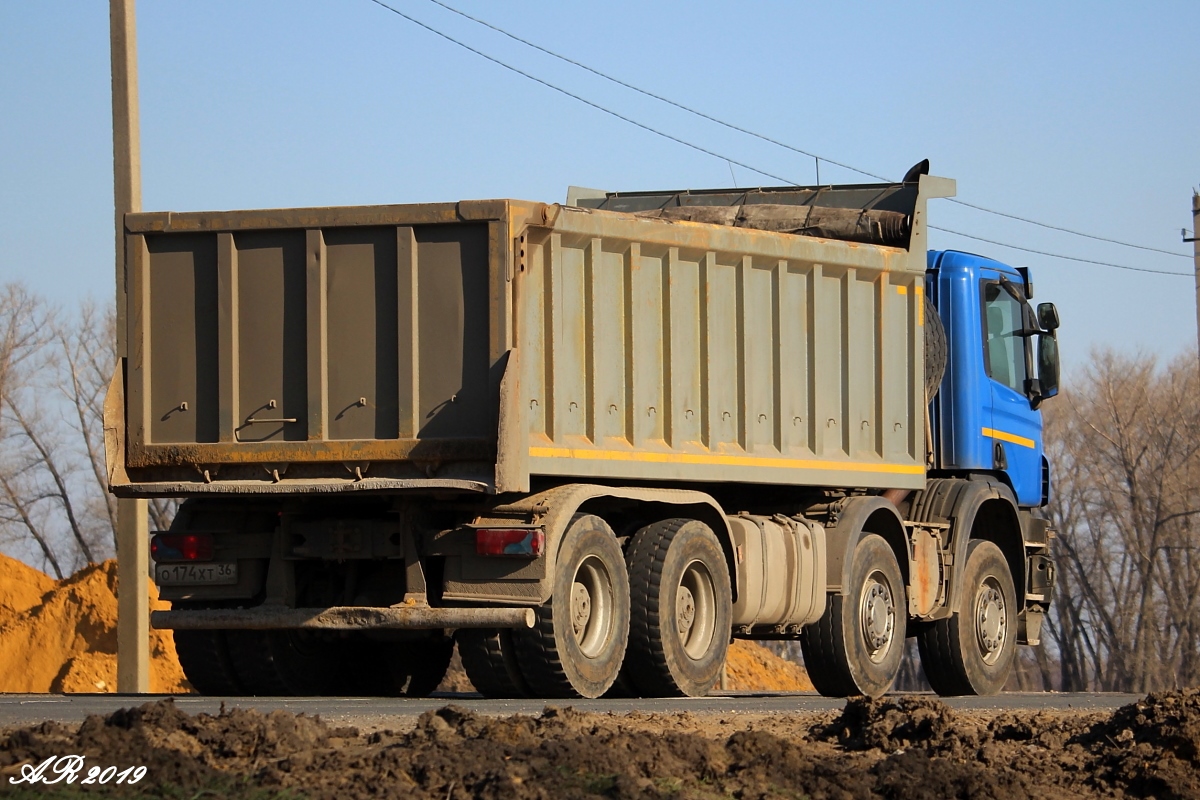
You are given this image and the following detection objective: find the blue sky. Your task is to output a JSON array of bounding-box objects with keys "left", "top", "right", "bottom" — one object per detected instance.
[{"left": 2, "top": 1, "right": 1197, "bottom": 370}]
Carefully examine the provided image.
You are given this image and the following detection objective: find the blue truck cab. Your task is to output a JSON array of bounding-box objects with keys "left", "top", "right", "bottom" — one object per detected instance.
[{"left": 927, "top": 250, "right": 1061, "bottom": 508}]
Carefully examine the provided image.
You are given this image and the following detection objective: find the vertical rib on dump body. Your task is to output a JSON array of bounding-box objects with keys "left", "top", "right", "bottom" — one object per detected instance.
[{"left": 108, "top": 179, "right": 943, "bottom": 497}]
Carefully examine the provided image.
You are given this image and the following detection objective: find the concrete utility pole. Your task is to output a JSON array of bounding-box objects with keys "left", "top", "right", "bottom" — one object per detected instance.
[
  {"left": 110, "top": 0, "right": 150, "bottom": 694},
  {"left": 1193, "top": 192, "right": 1200, "bottom": 362}
]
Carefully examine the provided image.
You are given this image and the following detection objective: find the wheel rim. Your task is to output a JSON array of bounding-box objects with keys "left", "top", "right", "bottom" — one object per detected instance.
[
  {"left": 975, "top": 577, "right": 1008, "bottom": 665},
  {"left": 676, "top": 559, "right": 717, "bottom": 660},
  {"left": 570, "top": 555, "right": 614, "bottom": 658},
  {"left": 859, "top": 569, "right": 896, "bottom": 663}
]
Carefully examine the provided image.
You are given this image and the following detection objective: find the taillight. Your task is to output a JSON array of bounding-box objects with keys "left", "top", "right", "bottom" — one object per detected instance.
[
  {"left": 475, "top": 528, "right": 545, "bottom": 558},
  {"left": 151, "top": 533, "right": 214, "bottom": 562}
]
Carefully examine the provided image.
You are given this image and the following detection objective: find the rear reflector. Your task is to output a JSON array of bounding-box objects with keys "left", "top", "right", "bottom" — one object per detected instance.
[
  {"left": 151, "top": 533, "right": 215, "bottom": 562},
  {"left": 475, "top": 528, "right": 546, "bottom": 558}
]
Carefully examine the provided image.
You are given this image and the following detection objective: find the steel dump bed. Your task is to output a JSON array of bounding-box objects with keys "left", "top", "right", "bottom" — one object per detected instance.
[{"left": 106, "top": 176, "right": 953, "bottom": 496}]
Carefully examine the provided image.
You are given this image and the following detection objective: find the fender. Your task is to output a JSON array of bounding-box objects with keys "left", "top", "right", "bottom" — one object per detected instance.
[
  {"left": 457, "top": 483, "right": 737, "bottom": 605},
  {"left": 910, "top": 476, "right": 1024, "bottom": 614},
  {"left": 823, "top": 496, "right": 907, "bottom": 596}
]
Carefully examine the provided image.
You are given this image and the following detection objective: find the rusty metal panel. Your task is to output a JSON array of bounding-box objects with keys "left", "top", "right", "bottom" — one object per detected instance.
[
  {"left": 524, "top": 201, "right": 930, "bottom": 490},
  {"left": 234, "top": 231, "right": 309, "bottom": 443},
  {"left": 145, "top": 234, "right": 219, "bottom": 443},
  {"left": 324, "top": 227, "right": 399, "bottom": 440},
  {"left": 119, "top": 202, "right": 518, "bottom": 492},
  {"left": 414, "top": 224, "right": 492, "bottom": 439}
]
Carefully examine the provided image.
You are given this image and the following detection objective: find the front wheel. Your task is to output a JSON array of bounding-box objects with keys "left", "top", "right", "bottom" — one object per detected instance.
[
  {"left": 514, "top": 514, "right": 630, "bottom": 698},
  {"left": 918, "top": 539, "right": 1017, "bottom": 696},
  {"left": 622, "top": 518, "right": 732, "bottom": 698},
  {"left": 800, "top": 533, "right": 906, "bottom": 698}
]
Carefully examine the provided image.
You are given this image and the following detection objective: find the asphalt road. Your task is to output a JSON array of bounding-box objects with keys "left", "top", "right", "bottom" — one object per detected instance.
[{"left": 0, "top": 692, "right": 1142, "bottom": 730}]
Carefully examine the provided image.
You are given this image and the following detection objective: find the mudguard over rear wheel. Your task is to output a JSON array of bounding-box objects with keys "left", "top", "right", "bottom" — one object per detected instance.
[
  {"left": 800, "top": 533, "right": 906, "bottom": 698},
  {"left": 918, "top": 539, "right": 1017, "bottom": 696}
]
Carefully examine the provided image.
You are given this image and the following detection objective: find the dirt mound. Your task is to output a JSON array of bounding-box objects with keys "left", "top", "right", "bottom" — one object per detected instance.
[
  {"left": 1086, "top": 689, "right": 1200, "bottom": 799},
  {"left": 0, "top": 555, "right": 189, "bottom": 693},
  {"left": 817, "top": 695, "right": 964, "bottom": 752},
  {"left": 724, "top": 639, "right": 814, "bottom": 692},
  {"left": 8, "top": 697, "right": 1193, "bottom": 799}
]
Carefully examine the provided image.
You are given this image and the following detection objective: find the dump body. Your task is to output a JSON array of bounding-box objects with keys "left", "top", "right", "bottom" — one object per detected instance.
[{"left": 108, "top": 176, "right": 953, "bottom": 497}]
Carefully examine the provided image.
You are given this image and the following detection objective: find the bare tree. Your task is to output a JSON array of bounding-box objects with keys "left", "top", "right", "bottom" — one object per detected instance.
[
  {"left": 1040, "top": 349, "right": 1200, "bottom": 692},
  {"left": 0, "top": 282, "right": 175, "bottom": 575}
]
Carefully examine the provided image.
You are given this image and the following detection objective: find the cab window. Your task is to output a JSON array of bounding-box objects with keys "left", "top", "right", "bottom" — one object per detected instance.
[{"left": 983, "top": 282, "right": 1026, "bottom": 393}]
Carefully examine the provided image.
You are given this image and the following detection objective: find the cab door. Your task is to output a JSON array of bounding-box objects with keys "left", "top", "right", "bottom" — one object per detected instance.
[{"left": 980, "top": 274, "right": 1043, "bottom": 506}]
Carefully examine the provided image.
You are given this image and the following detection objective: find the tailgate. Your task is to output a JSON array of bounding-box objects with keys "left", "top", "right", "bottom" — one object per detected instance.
[{"left": 113, "top": 200, "right": 532, "bottom": 495}]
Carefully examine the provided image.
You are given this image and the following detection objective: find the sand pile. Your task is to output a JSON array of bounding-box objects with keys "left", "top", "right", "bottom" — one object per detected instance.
[
  {"left": 0, "top": 555, "right": 190, "bottom": 694},
  {"left": 724, "top": 639, "right": 814, "bottom": 692}
]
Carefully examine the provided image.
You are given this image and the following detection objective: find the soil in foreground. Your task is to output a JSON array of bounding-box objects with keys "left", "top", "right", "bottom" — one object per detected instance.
[{"left": 3, "top": 690, "right": 1200, "bottom": 799}]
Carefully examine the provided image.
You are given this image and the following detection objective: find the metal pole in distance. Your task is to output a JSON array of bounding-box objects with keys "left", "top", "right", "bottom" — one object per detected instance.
[
  {"left": 1193, "top": 192, "right": 1200, "bottom": 363},
  {"left": 110, "top": 0, "right": 149, "bottom": 694}
]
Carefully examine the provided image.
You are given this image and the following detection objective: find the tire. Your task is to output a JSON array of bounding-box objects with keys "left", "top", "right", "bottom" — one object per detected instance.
[
  {"left": 456, "top": 628, "right": 530, "bottom": 698},
  {"left": 339, "top": 634, "right": 455, "bottom": 697},
  {"left": 514, "top": 514, "right": 629, "bottom": 698},
  {"left": 391, "top": 635, "right": 456, "bottom": 697},
  {"left": 225, "top": 629, "right": 338, "bottom": 696},
  {"left": 799, "top": 533, "right": 906, "bottom": 698},
  {"left": 925, "top": 294, "right": 947, "bottom": 401},
  {"left": 622, "top": 519, "right": 732, "bottom": 698},
  {"left": 918, "top": 540, "right": 1016, "bottom": 696},
  {"left": 173, "top": 629, "right": 245, "bottom": 695}
]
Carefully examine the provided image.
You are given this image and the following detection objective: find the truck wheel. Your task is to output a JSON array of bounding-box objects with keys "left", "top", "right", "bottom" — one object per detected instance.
[
  {"left": 456, "top": 628, "right": 530, "bottom": 698},
  {"left": 225, "top": 630, "right": 338, "bottom": 695},
  {"left": 391, "top": 635, "right": 455, "bottom": 697},
  {"left": 925, "top": 294, "right": 947, "bottom": 400},
  {"left": 341, "top": 635, "right": 456, "bottom": 697},
  {"left": 622, "top": 519, "right": 732, "bottom": 697},
  {"left": 514, "top": 514, "right": 629, "bottom": 698},
  {"left": 918, "top": 540, "right": 1016, "bottom": 696},
  {"left": 173, "top": 629, "right": 245, "bottom": 695},
  {"left": 800, "top": 533, "right": 905, "bottom": 698}
]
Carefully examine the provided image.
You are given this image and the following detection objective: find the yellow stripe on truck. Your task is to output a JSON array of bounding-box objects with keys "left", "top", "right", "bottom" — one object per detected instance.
[
  {"left": 529, "top": 446, "right": 925, "bottom": 475},
  {"left": 982, "top": 427, "right": 1036, "bottom": 449}
]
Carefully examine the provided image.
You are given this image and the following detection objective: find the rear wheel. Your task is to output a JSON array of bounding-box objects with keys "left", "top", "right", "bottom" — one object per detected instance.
[
  {"left": 800, "top": 534, "right": 905, "bottom": 698},
  {"left": 339, "top": 634, "right": 455, "bottom": 697},
  {"left": 456, "top": 628, "right": 530, "bottom": 698},
  {"left": 918, "top": 540, "right": 1016, "bottom": 696},
  {"left": 622, "top": 519, "right": 732, "bottom": 697},
  {"left": 514, "top": 514, "right": 629, "bottom": 698},
  {"left": 225, "top": 629, "right": 338, "bottom": 696},
  {"left": 173, "top": 628, "right": 245, "bottom": 695}
]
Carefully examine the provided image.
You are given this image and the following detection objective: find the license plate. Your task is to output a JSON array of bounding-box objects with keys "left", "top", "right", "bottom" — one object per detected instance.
[{"left": 155, "top": 562, "right": 238, "bottom": 586}]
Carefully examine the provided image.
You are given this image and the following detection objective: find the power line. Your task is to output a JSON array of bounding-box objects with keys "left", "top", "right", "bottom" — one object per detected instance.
[
  {"left": 366, "top": 0, "right": 1187, "bottom": 278},
  {"left": 365, "top": 0, "right": 799, "bottom": 187},
  {"left": 946, "top": 199, "right": 1189, "bottom": 258},
  {"left": 931, "top": 226, "right": 1191, "bottom": 277},
  {"left": 422, "top": 0, "right": 1191, "bottom": 260},
  {"left": 421, "top": 0, "right": 883, "bottom": 183}
]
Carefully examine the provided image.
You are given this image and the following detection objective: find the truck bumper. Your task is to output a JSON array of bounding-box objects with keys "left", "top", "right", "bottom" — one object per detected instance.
[{"left": 152, "top": 605, "right": 535, "bottom": 631}]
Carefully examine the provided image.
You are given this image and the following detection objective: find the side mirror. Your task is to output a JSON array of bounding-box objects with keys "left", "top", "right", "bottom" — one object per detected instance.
[
  {"left": 1037, "top": 302, "right": 1060, "bottom": 332},
  {"left": 1037, "top": 334, "right": 1060, "bottom": 400}
]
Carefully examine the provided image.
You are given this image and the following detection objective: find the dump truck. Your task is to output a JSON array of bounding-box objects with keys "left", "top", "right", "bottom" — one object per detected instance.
[{"left": 105, "top": 164, "right": 1060, "bottom": 698}]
